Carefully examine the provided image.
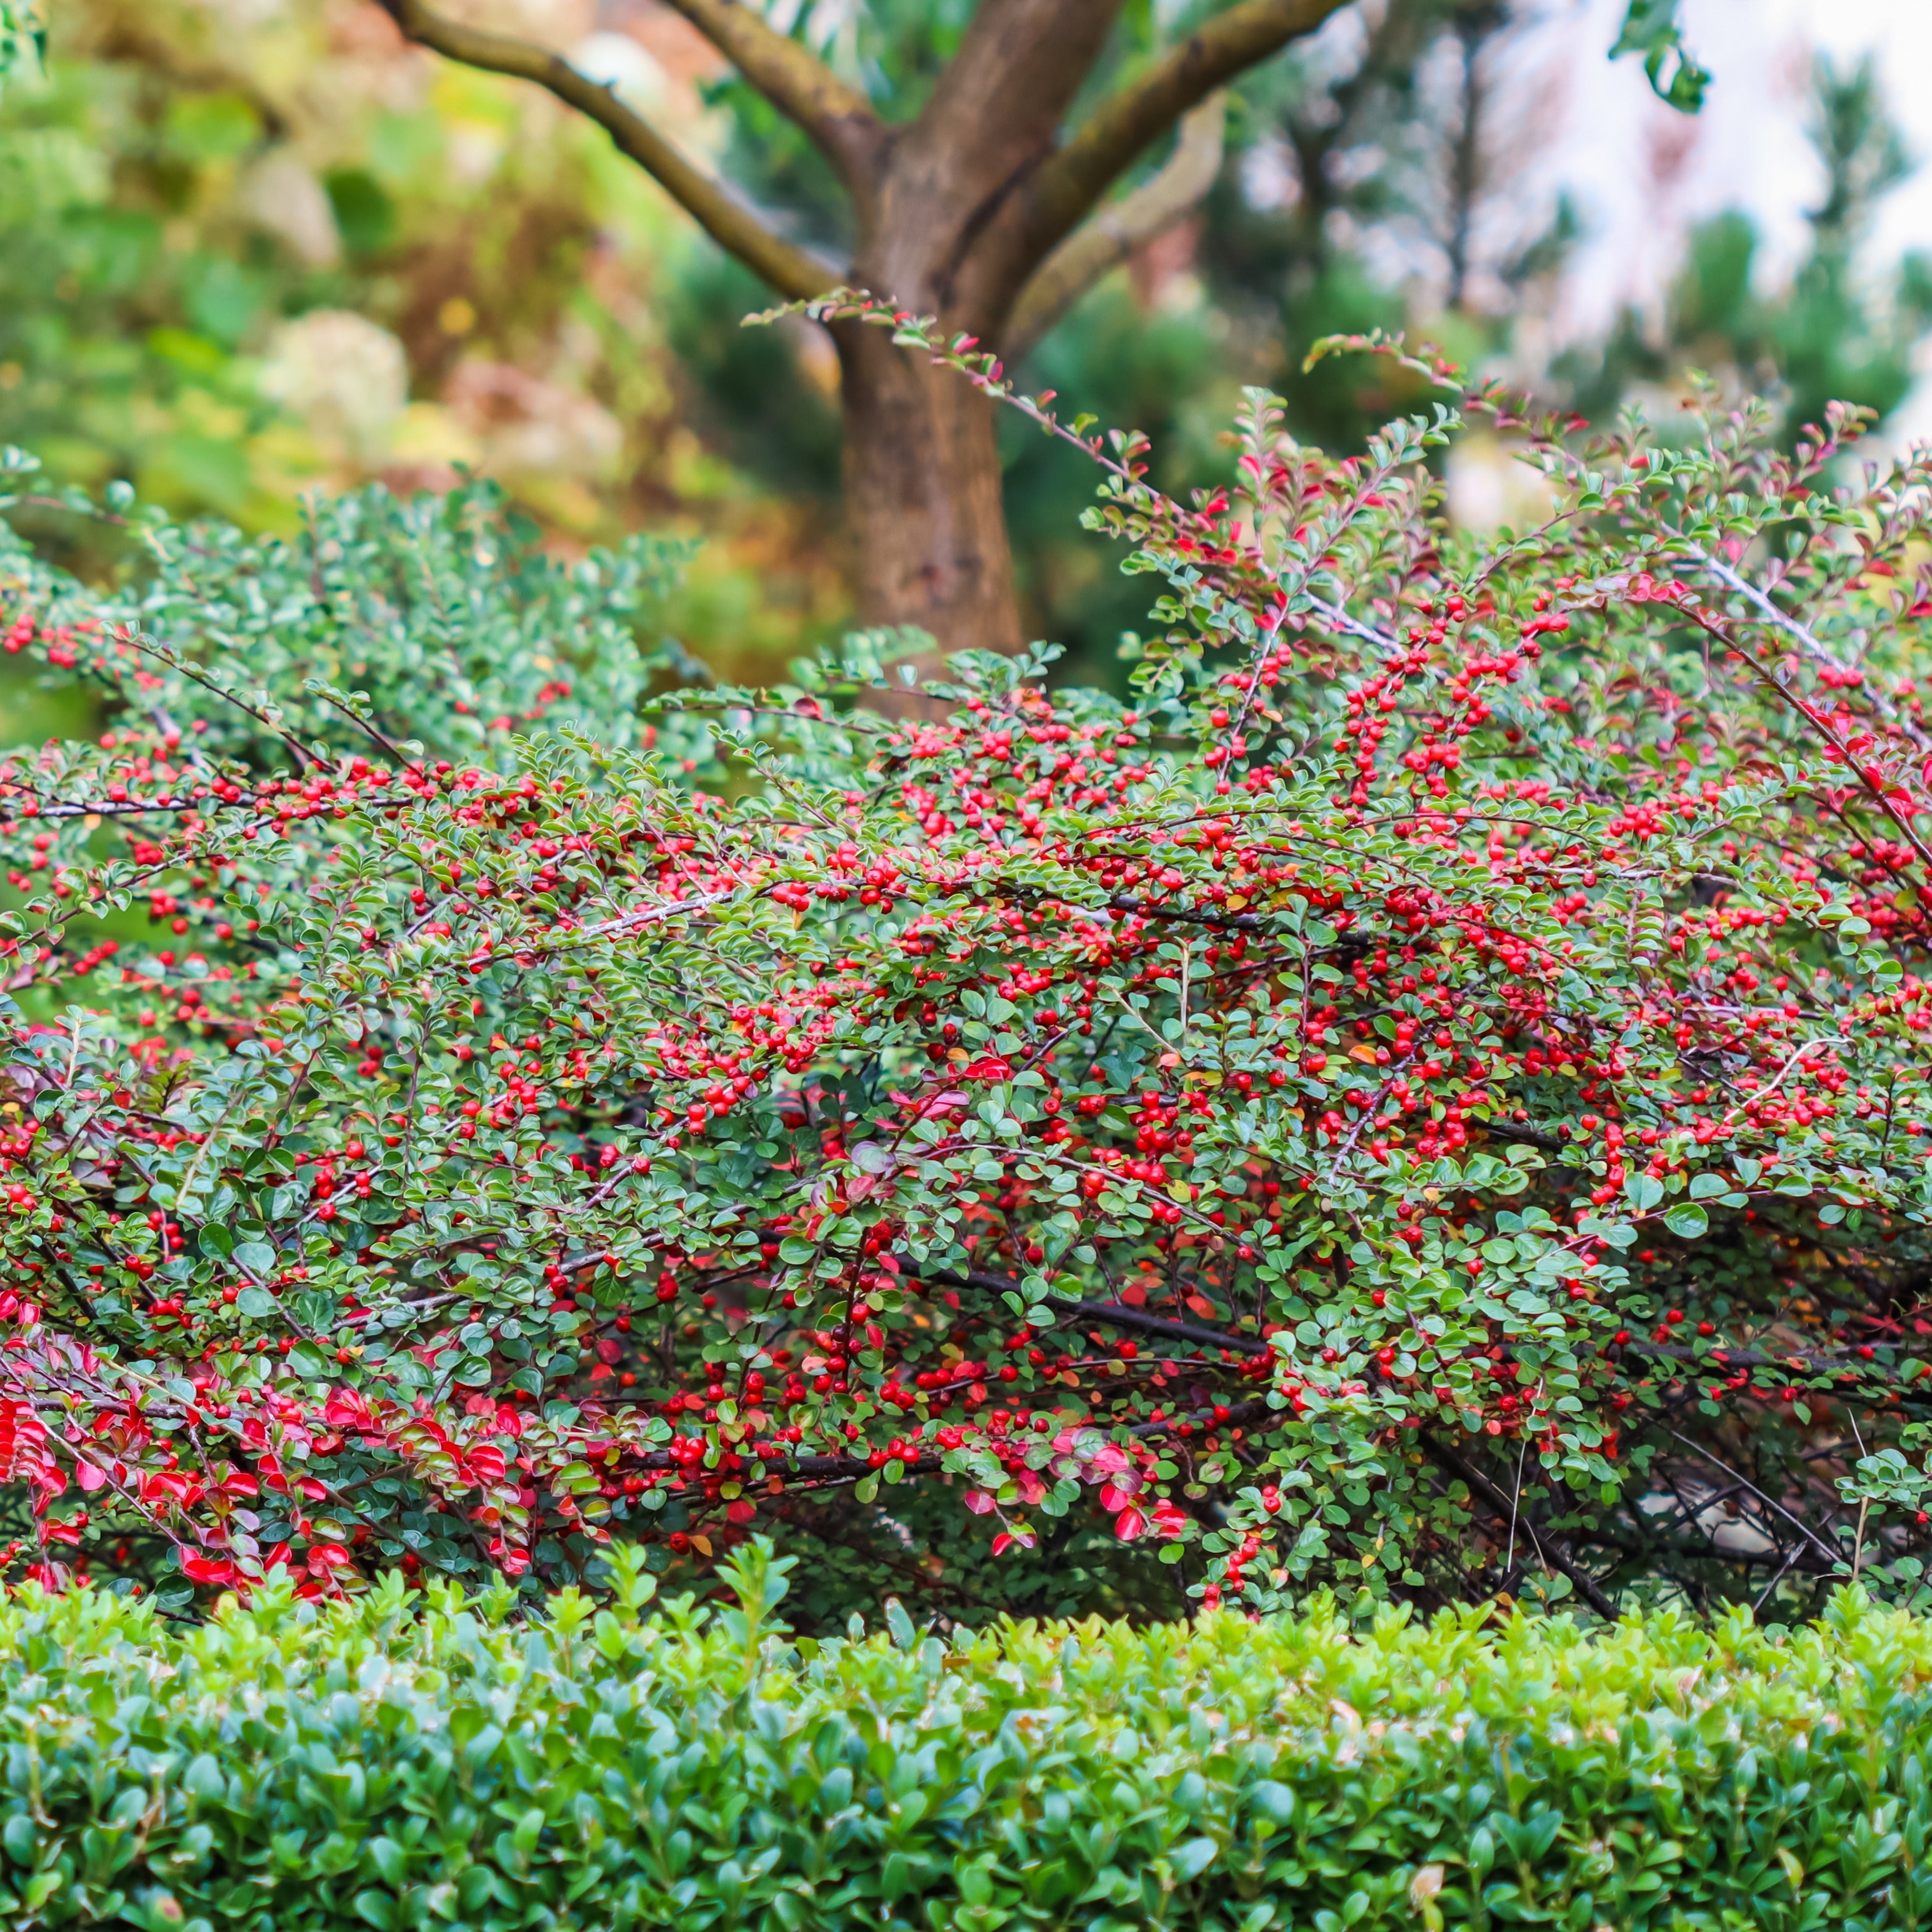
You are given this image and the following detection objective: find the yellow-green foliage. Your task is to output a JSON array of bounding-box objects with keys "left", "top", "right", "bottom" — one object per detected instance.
[{"left": 4, "top": 1551, "right": 1930, "bottom": 1930}]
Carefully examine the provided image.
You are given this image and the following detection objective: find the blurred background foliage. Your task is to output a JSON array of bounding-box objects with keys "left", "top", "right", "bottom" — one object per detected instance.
[
  {"left": 2, "top": 0, "right": 1929, "bottom": 692},
  {"left": 1554, "top": 55, "right": 1932, "bottom": 442}
]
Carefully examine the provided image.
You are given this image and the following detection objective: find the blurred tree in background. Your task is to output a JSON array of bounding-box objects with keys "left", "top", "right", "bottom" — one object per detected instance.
[
  {"left": 0, "top": 1, "right": 1920, "bottom": 690},
  {"left": 363, "top": 0, "right": 1713, "bottom": 656},
  {"left": 632, "top": 0, "right": 1690, "bottom": 672}
]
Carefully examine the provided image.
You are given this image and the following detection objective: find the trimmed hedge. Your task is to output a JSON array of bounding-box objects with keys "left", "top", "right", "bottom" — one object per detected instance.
[{"left": 6, "top": 1552, "right": 1932, "bottom": 1931}]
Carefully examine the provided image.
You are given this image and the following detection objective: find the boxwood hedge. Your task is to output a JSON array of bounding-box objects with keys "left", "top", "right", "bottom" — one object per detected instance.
[{"left": 4, "top": 1545, "right": 1930, "bottom": 1931}]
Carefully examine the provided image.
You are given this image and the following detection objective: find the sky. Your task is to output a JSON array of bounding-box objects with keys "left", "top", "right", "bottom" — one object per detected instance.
[{"left": 1524, "top": 0, "right": 1932, "bottom": 431}]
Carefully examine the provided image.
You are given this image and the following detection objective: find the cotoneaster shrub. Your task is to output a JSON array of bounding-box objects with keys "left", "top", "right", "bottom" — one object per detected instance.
[
  {"left": 0, "top": 316, "right": 1930, "bottom": 1621},
  {"left": 2, "top": 1559, "right": 1932, "bottom": 1931}
]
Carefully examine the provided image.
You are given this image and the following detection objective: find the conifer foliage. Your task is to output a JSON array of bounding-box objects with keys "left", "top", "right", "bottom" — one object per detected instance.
[{"left": 0, "top": 320, "right": 1929, "bottom": 1619}]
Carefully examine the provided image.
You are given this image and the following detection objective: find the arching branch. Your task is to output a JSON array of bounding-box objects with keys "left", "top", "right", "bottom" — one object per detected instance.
[
  {"left": 374, "top": 0, "right": 834, "bottom": 301},
  {"left": 929, "top": 1265, "right": 1271, "bottom": 1358},
  {"left": 658, "top": 0, "right": 883, "bottom": 196},
  {"left": 1004, "top": 92, "right": 1226, "bottom": 360},
  {"left": 1022, "top": 0, "right": 1352, "bottom": 271}
]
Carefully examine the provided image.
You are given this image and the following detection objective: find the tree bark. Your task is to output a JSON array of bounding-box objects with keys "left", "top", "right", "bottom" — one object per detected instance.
[
  {"left": 825, "top": 0, "right": 1128, "bottom": 656},
  {"left": 833, "top": 315, "right": 1020, "bottom": 656}
]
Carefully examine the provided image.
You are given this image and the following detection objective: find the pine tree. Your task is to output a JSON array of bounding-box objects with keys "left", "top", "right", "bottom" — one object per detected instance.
[{"left": 1558, "top": 57, "right": 1932, "bottom": 444}]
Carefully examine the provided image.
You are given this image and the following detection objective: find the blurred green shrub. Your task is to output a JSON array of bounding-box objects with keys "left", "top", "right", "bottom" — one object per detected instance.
[{"left": 0, "top": 0, "right": 849, "bottom": 684}]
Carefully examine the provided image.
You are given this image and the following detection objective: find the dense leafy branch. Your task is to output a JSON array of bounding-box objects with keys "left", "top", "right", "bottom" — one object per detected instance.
[{"left": 0, "top": 312, "right": 1921, "bottom": 1624}]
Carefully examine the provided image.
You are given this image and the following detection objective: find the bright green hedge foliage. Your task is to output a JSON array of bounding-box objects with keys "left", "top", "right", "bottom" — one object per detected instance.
[{"left": 5, "top": 1558, "right": 1932, "bottom": 1932}]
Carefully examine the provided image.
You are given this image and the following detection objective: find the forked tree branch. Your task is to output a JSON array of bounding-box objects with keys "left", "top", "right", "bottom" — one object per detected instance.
[
  {"left": 658, "top": 0, "right": 883, "bottom": 193},
  {"left": 846, "top": 0, "right": 1129, "bottom": 323},
  {"left": 903, "top": 0, "right": 1126, "bottom": 209},
  {"left": 1004, "top": 91, "right": 1226, "bottom": 359},
  {"left": 1023, "top": 0, "right": 1353, "bottom": 269},
  {"left": 374, "top": 0, "right": 835, "bottom": 300}
]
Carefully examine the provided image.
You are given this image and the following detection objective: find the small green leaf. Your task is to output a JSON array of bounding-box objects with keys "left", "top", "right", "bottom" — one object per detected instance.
[
  {"left": 1170, "top": 1836, "right": 1218, "bottom": 1883},
  {"left": 1249, "top": 1781, "right": 1295, "bottom": 1826},
  {"left": 353, "top": 1890, "right": 396, "bottom": 1932},
  {"left": 1663, "top": 1201, "right": 1708, "bottom": 1239}
]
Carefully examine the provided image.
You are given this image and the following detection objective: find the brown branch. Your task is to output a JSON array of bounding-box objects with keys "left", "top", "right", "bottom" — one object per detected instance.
[
  {"left": 657, "top": 0, "right": 882, "bottom": 195},
  {"left": 1612, "top": 1334, "right": 1932, "bottom": 1396},
  {"left": 1427, "top": 1435, "right": 1619, "bottom": 1619},
  {"left": 0, "top": 791, "right": 259, "bottom": 820},
  {"left": 1662, "top": 1429, "right": 1843, "bottom": 1571},
  {"left": 1104, "top": 891, "right": 1272, "bottom": 933},
  {"left": 1005, "top": 92, "right": 1226, "bottom": 359},
  {"left": 114, "top": 626, "right": 314, "bottom": 771},
  {"left": 1023, "top": 0, "right": 1351, "bottom": 270},
  {"left": 902, "top": 0, "right": 1126, "bottom": 208},
  {"left": 1669, "top": 592, "right": 1932, "bottom": 873},
  {"left": 930, "top": 1266, "right": 1271, "bottom": 1356},
  {"left": 853, "top": 0, "right": 1129, "bottom": 323},
  {"left": 374, "top": 0, "right": 834, "bottom": 300}
]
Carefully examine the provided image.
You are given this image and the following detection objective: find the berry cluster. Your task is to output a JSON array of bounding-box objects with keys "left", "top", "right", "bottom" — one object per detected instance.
[{"left": 0, "top": 350, "right": 1928, "bottom": 1618}]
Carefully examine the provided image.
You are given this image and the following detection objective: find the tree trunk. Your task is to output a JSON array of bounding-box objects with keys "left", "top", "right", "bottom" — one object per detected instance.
[
  {"left": 380, "top": 0, "right": 1353, "bottom": 663},
  {"left": 834, "top": 315, "right": 1021, "bottom": 658}
]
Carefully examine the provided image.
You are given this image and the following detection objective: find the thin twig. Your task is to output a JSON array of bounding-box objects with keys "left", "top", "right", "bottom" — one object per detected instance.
[{"left": 1663, "top": 1429, "right": 1840, "bottom": 1568}]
